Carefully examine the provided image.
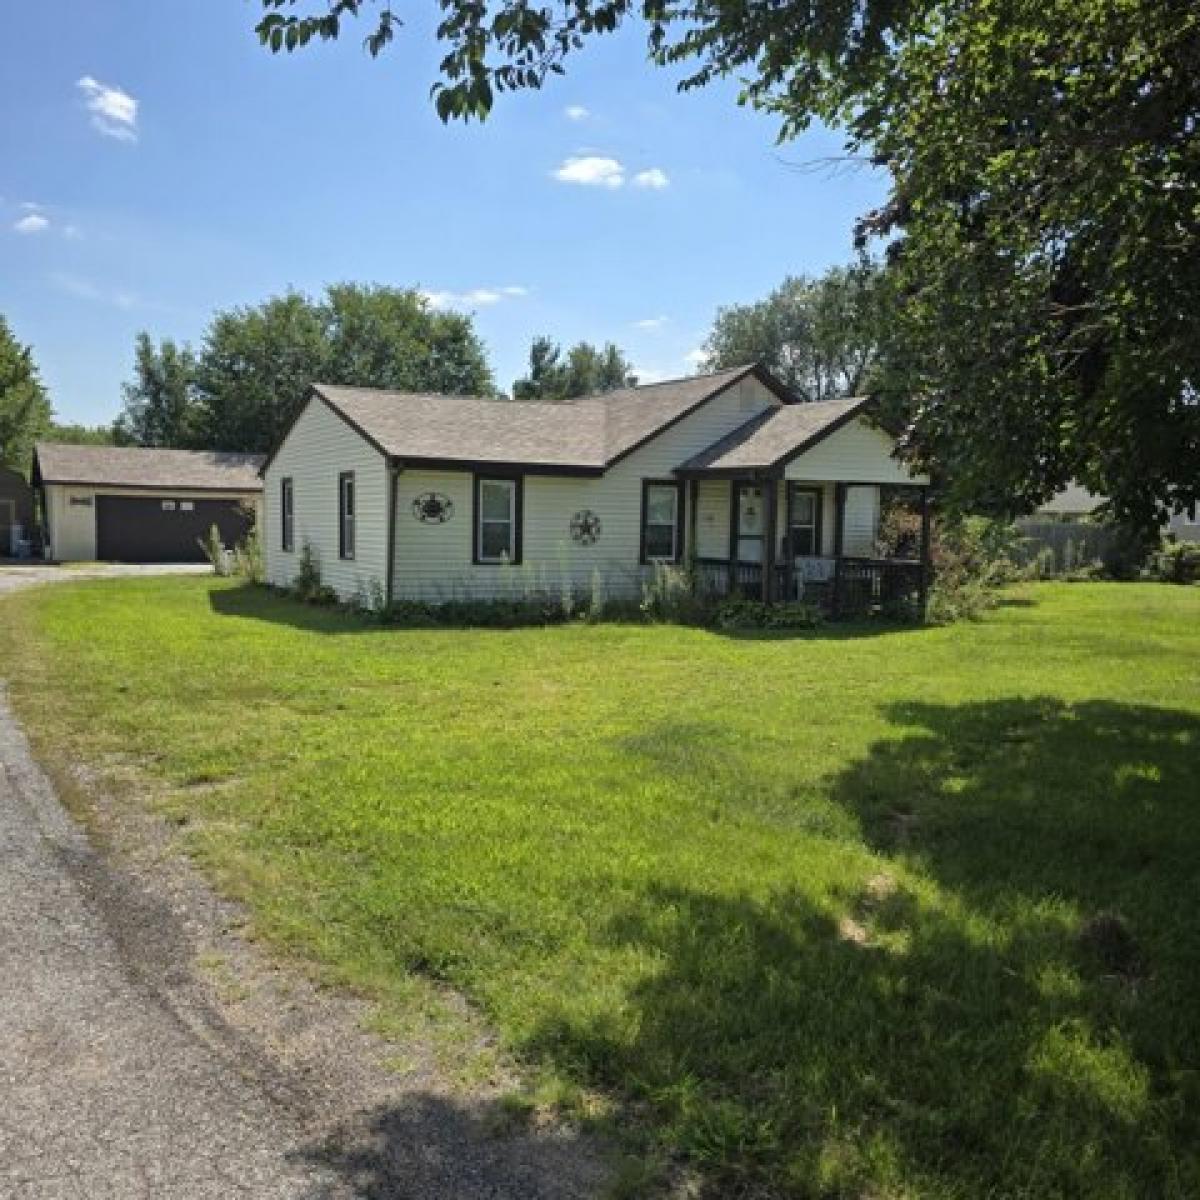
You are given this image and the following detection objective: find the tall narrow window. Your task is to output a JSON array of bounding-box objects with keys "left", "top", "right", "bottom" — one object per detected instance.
[
  {"left": 788, "top": 486, "right": 822, "bottom": 557},
  {"left": 641, "top": 480, "right": 682, "bottom": 563},
  {"left": 474, "top": 475, "right": 522, "bottom": 564},
  {"left": 281, "top": 477, "right": 294, "bottom": 552},
  {"left": 338, "top": 472, "right": 355, "bottom": 560}
]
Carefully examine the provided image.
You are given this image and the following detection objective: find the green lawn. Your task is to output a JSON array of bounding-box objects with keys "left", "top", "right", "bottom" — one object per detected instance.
[{"left": 4, "top": 579, "right": 1199, "bottom": 1197}]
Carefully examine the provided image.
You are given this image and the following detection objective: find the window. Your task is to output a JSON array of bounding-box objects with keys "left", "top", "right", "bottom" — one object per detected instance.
[
  {"left": 281, "top": 477, "right": 294, "bottom": 552},
  {"left": 161, "top": 500, "right": 177, "bottom": 512},
  {"left": 787, "top": 486, "right": 822, "bottom": 557},
  {"left": 473, "top": 475, "right": 522, "bottom": 564},
  {"left": 339, "top": 472, "right": 355, "bottom": 560},
  {"left": 641, "top": 480, "right": 682, "bottom": 563}
]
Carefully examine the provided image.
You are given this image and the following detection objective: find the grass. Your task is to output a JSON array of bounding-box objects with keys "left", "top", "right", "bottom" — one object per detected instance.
[{"left": 3, "top": 577, "right": 1199, "bottom": 1197}]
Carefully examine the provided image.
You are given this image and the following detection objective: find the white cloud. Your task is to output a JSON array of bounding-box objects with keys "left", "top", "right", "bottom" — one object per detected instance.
[
  {"left": 77, "top": 75, "right": 138, "bottom": 141},
  {"left": 553, "top": 155, "right": 625, "bottom": 188},
  {"left": 51, "top": 272, "right": 137, "bottom": 309},
  {"left": 632, "top": 167, "right": 670, "bottom": 190},
  {"left": 564, "top": 105, "right": 590, "bottom": 121},
  {"left": 13, "top": 212, "right": 49, "bottom": 235},
  {"left": 684, "top": 347, "right": 708, "bottom": 368},
  {"left": 634, "top": 316, "right": 669, "bottom": 331},
  {"left": 422, "top": 285, "right": 529, "bottom": 310},
  {"left": 632, "top": 365, "right": 669, "bottom": 384}
]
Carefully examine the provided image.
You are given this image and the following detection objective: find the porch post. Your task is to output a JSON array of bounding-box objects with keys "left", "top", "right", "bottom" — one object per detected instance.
[
  {"left": 831, "top": 482, "right": 847, "bottom": 617},
  {"left": 762, "top": 475, "right": 777, "bottom": 603},
  {"left": 687, "top": 478, "right": 699, "bottom": 561},
  {"left": 918, "top": 486, "right": 932, "bottom": 620}
]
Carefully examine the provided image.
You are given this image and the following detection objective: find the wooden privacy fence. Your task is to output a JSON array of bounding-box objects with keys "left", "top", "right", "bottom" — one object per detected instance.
[{"left": 1012, "top": 520, "right": 1120, "bottom": 575}]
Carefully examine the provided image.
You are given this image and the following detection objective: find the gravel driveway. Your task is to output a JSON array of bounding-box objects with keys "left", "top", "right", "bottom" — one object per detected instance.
[
  {"left": 0, "top": 568, "right": 606, "bottom": 1199},
  {"left": 0, "top": 562, "right": 212, "bottom": 595}
]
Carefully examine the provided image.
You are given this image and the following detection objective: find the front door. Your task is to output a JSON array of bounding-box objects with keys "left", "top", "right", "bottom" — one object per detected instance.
[{"left": 734, "top": 483, "right": 765, "bottom": 564}]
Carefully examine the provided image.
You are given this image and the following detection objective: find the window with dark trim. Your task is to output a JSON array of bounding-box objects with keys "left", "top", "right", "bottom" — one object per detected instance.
[
  {"left": 787, "top": 485, "right": 822, "bottom": 557},
  {"left": 640, "top": 480, "right": 684, "bottom": 564},
  {"left": 473, "top": 474, "right": 523, "bottom": 564},
  {"left": 281, "top": 477, "right": 294, "bottom": 552},
  {"left": 338, "top": 471, "right": 355, "bottom": 560}
]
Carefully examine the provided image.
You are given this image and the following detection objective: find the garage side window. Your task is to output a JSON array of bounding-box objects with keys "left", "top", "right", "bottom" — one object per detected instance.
[
  {"left": 338, "top": 471, "right": 355, "bottom": 561},
  {"left": 281, "top": 477, "right": 294, "bottom": 552}
]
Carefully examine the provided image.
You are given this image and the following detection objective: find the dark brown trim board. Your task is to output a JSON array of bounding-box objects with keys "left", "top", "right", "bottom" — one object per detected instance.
[
  {"left": 472, "top": 471, "right": 524, "bottom": 565},
  {"left": 384, "top": 465, "right": 399, "bottom": 609},
  {"left": 639, "top": 478, "right": 685, "bottom": 565}
]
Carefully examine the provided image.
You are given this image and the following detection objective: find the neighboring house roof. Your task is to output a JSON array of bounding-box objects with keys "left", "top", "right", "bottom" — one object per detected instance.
[
  {"left": 290, "top": 364, "right": 788, "bottom": 476},
  {"left": 1038, "top": 482, "right": 1105, "bottom": 516},
  {"left": 33, "top": 444, "right": 265, "bottom": 491},
  {"left": 676, "top": 395, "right": 871, "bottom": 475}
]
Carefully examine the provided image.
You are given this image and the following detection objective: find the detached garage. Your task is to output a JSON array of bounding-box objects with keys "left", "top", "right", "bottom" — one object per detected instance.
[{"left": 33, "top": 444, "right": 264, "bottom": 563}]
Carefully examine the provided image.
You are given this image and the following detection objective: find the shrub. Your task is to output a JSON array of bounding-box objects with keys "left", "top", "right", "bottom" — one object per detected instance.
[
  {"left": 1148, "top": 538, "right": 1200, "bottom": 585},
  {"left": 291, "top": 542, "right": 338, "bottom": 606},
  {"left": 198, "top": 524, "right": 232, "bottom": 576},
  {"left": 925, "top": 516, "right": 1024, "bottom": 624},
  {"left": 640, "top": 561, "right": 711, "bottom": 624},
  {"left": 713, "top": 597, "right": 823, "bottom": 630},
  {"left": 230, "top": 529, "right": 265, "bottom": 583}
]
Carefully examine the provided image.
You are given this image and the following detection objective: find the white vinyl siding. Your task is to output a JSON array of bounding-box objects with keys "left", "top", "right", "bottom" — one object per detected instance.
[
  {"left": 694, "top": 479, "right": 730, "bottom": 559},
  {"left": 392, "top": 374, "right": 780, "bottom": 600},
  {"left": 263, "top": 397, "right": 389, "bottom": 601},
  {"left": 783, "top": 416, "right": 928, "bottom": 485}
]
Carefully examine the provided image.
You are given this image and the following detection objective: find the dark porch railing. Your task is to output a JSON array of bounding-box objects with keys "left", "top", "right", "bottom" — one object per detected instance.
[{"left": 694, "top": 556, "right": 925, "bottom": 619}]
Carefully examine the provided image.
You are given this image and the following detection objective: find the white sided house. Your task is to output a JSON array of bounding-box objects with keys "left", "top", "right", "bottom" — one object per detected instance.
[{"left": 260, "top": 365, "right": 931, "bottom": 615}]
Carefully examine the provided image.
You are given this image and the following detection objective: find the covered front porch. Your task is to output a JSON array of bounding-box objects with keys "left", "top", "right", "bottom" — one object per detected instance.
[
  {"left": 678, "top": 475, "right": 931, "bottom": 619},
  {"left": 672, "top": 395, "right": 933, "bottom": 618}
]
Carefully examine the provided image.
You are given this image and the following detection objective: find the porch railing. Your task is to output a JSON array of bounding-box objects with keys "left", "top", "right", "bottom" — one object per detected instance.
[{"left": 694, "top": 556, "right": 925, "bottom": 619}]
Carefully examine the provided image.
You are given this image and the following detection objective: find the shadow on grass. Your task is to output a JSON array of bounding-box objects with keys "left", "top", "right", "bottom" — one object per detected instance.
[
  {"left": 521, "top": 698, "right": 1200, "bottom": 1196},
  {"left": 290, "top": 1092, "right": 609, "bottom": 1200},
  {"left": 208, "top": 582, "right": 936, "bottom": 643}
]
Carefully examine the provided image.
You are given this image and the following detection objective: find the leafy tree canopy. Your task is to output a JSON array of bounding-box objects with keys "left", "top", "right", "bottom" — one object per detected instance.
[
  {"left": 113, "top": 284, "right": 495, "bottom": 454},
  {"left": 255, "top": 0, "right": 1200, "bottom": 531},
  {"left": 46, "top": 421, "right": 115, "bottom": 446},
  {"left": 702, "top": 264, "right": 883, "bottom": 404},
  {"left": 512, "top": 336, "right": 636, "bottom": 401},
  {"left": 0, "top": 316, "right": 52, "bottom": 476},
  {"left": 113, "top": 334, "right": 201, "bottom": 448}
]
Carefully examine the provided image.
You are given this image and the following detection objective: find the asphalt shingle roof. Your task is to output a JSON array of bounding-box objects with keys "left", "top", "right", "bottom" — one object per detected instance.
[
  {"left": 313, "top": 364, "right": 761, "bottom": 470},
  {"left": 676, "top": 396, "right": 870, "bottom": 473},
  {"left": 34, "top": 444, "right": 265, "bottom": 491}
]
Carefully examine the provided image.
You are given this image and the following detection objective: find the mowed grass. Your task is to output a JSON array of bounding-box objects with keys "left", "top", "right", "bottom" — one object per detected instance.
[{"left": 3, "top": 578, "right": 1199, "bottom": 1197}]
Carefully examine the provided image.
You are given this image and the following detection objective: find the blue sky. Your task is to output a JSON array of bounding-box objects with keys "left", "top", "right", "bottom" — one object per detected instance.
[{"left": 0, "top": 0, "right": 886, "bottom": 425}]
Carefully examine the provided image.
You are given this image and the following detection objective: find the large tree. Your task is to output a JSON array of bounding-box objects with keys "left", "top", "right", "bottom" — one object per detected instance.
[
  {"left": 0, "top": 316, "right": 52, "bottom": 476},
  {"left": 192, "top": 284, "right": 494, "bottom": 453},
  {"left": 113, "top": 334, "right": 201, "bottom": 448},
  {"left": 701, "top": 265, "right": 883, "bottom": 403},
  {"left": 46, "top": 422, "right": 116, "bottom": 447},
  {"left": 254, "top": 0, "right": 1200, "bottom": 531},
  {"left": 511, "top": 337, "right": 635, "bottom": 401}
]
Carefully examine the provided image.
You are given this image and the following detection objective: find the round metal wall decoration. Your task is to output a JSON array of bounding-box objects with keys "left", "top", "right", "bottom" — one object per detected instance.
[
  {"left": 412, "top": 492, "right": 454, "bottom": 524},
  {"left": 569, "top": 510, "right": 602, "bottom": 545}
]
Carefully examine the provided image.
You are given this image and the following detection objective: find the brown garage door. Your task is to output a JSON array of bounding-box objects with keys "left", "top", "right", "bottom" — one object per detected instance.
[{"left": 95, "top": 496, "right": 252, "bottom": 563}]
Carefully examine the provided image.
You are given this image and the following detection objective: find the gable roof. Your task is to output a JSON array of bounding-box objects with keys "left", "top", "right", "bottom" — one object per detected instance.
[
  {"left": 275, "top": 364, "right": 787, "bottom": 476},
  {"left": 675, "top": 396, "right": 872, "bottom": 475},
  {"left": 33, "top": 444, "right": 265, "bottom": 492}
]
